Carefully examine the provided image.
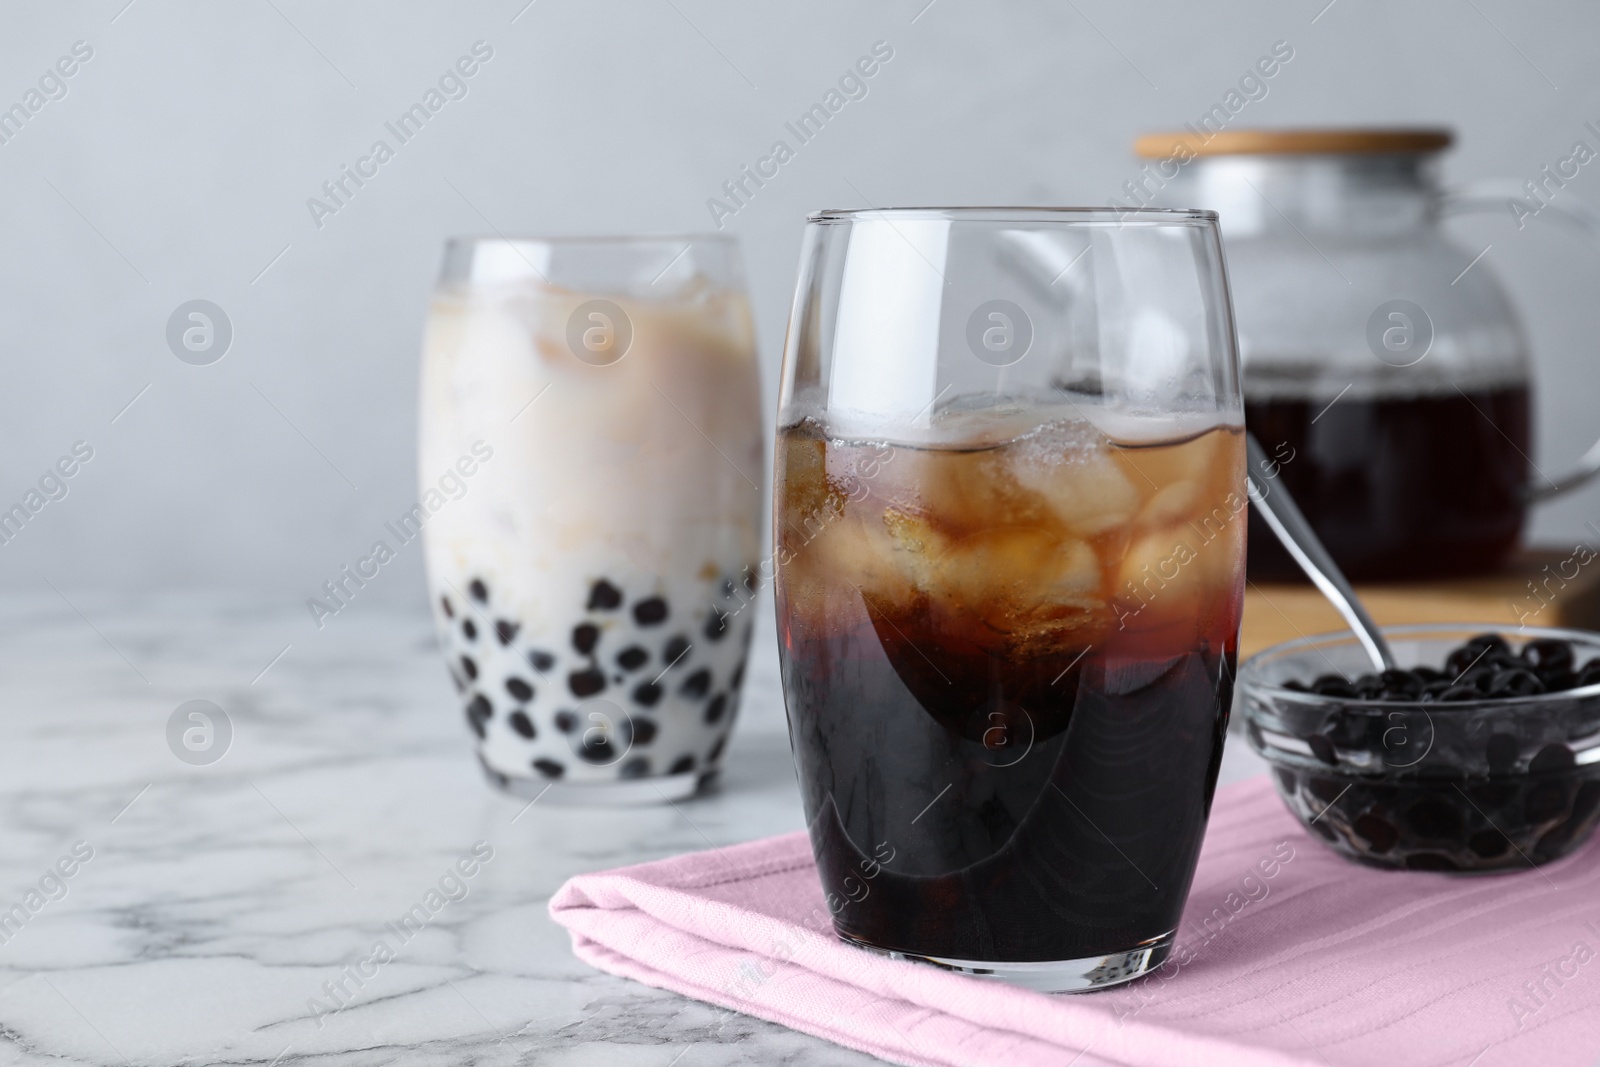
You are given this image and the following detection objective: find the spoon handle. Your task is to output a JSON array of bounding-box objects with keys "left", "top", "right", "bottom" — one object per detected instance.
[{"left": 1244, "top": 433, "right": 1395, "bottom": 672}]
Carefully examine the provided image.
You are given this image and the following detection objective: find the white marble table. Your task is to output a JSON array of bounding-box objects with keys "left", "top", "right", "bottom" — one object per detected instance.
[{"left": 0, "top": 592, "right": 1267, "bottom": 1066}]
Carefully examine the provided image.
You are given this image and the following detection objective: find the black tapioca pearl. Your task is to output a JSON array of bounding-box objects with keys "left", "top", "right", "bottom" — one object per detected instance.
[
  {"left": 633, "top": 597, "right": 669, "bottom": 626},
  {"left": 1469, "top": 828, "right": 1510, "bottom": 858},
  {"left": 633, "top": 682, "right": 663, "bottom": 707},
  {"left": 1306, "top": 734, "right": 1338, "bottom": 766},
  {"left": 469, "top": 578, "right": 489, "bottom": 602},
  {"left": 1468, "top": 781, "right": 1518, "bottom": 808},
  {"left": 617, "top": 646, "right": 648, "bottom": 671},
  {"left": 528, "top": 649, "right": 556, "bottom": 673},
  {"left": 704, "top": 608, "right": 730, "bottom": 641},
  {"left": 1578, "top": 659, "right": 1600, "bottom": 687},
  {"left": 1485, "top": 733, "right": 1520, "bottom": 773},
  {"left": 1404, "top": 853, "right": 1458, "bottom": 871},
  {"left": 1487, "top": 668, "right": 1544, "bottom": 698},
  {"left": 1273, "top": 767, "right": 1297, "bottom": 795},
  {"left": 1522, "top": 637, "right": 1575, "bottom": 677},
  {"left": 628, "top": 718, "right": 657, "bottom": 745},
  {"left": 440, "top": 596, "right": 454, "bottom": 618},
  {"left": 533, "top": 758, "right": 564, "bottom": 779},
  {"left": 588, "top": 579, "right": 623, "bottom": 611},
  {"left": 1525, "top": 781, "right": 1571, "bottom": 823},
  {"left": 577, "top": 731, "right": 616, "bottom": 764},
  {"left": 509, "top": 711, "right": 536, "bottom": 738},
  {"left": 1352, "top": 812, "right": 1398, "bottom": 854},
  {"left": 669, "top": 755, "right": 695, "bottom": 774},
  {"left": 468, "top": 693, "right": 493, "bottom": 721},
  {"left": 448, "top": 668, "right": 467, "bottom": 693},
  {"left": 505, "top": 677, "right": 534, "bottom": 702},
  {"left": 743, "top": 569, "right": 758, "bottom": 594},
  {"left": 681, "top": 669, "right": 712, "bottom": 699},
  {"left": 1403, "top": 799, "right": 1462, "bottom": 839},
  {"left": 1530, "top": 743, "right": 1577, "bottom": 773},
  {"left": 704, "top": 693, "right": 727, "bottom": 724},
  {"left": 460, "top": 655, "right": 478, "bottom": 681},
  {"left": 707, "top": 735, "right": 727, "bottom": 764},
  {"left": 572, "top": 623, "right": 600, "bottom": 655},
  {"left": 555, "top": 710, "right": 577, "bottom": 733},
  {"left": 662, "top": 635, "right": 691, "bottom": 667},
  {"left": 464, "top": 705, "right": 486, "bottom": 740},
  {"left": 568, "top": 667, "right": 606, "bottom": 697},
  {"left": 731, "top": 658, "right": 747, "bottom": 691},
  {"left": 620, "top": 757, "right": 651, "bottom": 779},
  {"left": 462, "top": 619, "right": 478, "bottom": 641},
  {"left": 1572, "top": 780, "right": 1600, "bottom": 822},
  {"left": 721, "top": 577, "right": 737, "bottom": 599},
  {"left": 495, "top": 619, "right": 520, "bottom": 645}
]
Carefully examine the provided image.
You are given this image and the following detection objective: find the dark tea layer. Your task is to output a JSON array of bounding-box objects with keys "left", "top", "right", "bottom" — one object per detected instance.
[
  {"left": 1245, "top": 384, "right": 1529, "bottom": 581},
  {"left": 775, "top": 411, "right": 1246, "bottom": 962}
]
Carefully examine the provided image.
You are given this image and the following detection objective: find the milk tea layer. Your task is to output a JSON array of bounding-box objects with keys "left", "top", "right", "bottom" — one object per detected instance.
[{"left": 420, "top": 279, "right": 761, "bottom": 785}]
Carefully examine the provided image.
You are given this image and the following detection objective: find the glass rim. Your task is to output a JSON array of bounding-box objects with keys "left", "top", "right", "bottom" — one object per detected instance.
[
  {"left": 443, "top": 232, "right": 737, "bottom": 252},
  {"left": 806, "top": 206, "right": 1218, "bottom": 224},
  {"left": 1239, "top": 622, "right": 1600, "bottom": 710}
]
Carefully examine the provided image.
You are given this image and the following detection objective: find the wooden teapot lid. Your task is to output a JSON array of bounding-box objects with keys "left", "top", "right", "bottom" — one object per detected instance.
[{"left": 1134, "top": 128, "right": 1454, "bottom": 159}]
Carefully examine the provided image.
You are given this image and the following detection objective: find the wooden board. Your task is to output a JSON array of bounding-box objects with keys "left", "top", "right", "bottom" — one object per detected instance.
[{"left": 1240, "top": 550, "right": 1600, "bottom": 660}]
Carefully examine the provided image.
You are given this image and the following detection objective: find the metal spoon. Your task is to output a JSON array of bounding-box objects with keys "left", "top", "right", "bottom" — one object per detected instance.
[{"left": 1245, "top": 433, "right": 1395, "bottom": 672}]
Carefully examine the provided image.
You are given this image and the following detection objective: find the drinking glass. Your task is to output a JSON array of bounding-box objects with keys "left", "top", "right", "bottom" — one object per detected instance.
[
  {"left": 773, "top": 207, "right": 1246, "bottom": 991},
  {"left": 420, "top": 236, "right": 762, "bottom": 805}
]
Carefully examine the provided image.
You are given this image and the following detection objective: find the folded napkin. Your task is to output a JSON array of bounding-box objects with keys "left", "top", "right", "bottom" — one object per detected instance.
[{"left": 549, "top": 776, "right": 1600, "bottom": 1067}]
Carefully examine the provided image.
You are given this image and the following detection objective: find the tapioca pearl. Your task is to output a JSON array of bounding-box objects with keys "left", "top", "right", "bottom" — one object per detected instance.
[
  {"left": 509, "top": 711, "right": 536, "bottom": 738},
  {"left": 743, "top": 569, "right": 758, "bottom": 594},
  {"left": 1306, "top": 734, "right": 1337, "bottom": 766},
  {"left": 555, "top": 710, "right": 577, "bottom": 733},
  {"left": 1485, "top": 733, "right": 1520, "bottom": 774},
  {"left": 704, "top": 693, "right": 727, "bottom": 725},
  {"left": 620, "top": 757, "right": 650, "bottom": 779},
  {"left": 1403, "top": 799, "right": 1462, "bottom": 839},
  {"left": 628, "top": 718, "right": 657, "bottom": 745},
  {"left": 505, "top": 677, "right": 534, "bottom": 702},
  {"left": 730, "top": 657, "right": 747, "bottom": 691},
  {"left": 1530, "top": 743, "right": 1577, "bottom": 773},
  {"left": 448, "top": 668, "right": 467, "bottom": 694},
  {"left": 1469, "top": 828, "right": 1510, "bottom": 858},
  {"left": 469, "top": 579, "right": 489, "bottom": 603},
  {"left": 704, "top": 608, "right": 730, "bottom": 641},
  {"left": 633, "top": 597, "right": 669, "bottom": 626},
  {"left": 462, "top": 618, "right": 478, "bottom": 642},
  {"left": 617, "top": 646, "right": 648, "bottom": 671},
  {"left": 1351, "top": 812, "right": 1398, "bottom": 854},
  {"left": 588, "top": 579, "right": 623, "bottom": 611},
  {"left": 1525, "top": 781, "right": 1570, "bottom": 823},
  {"left": 467, "top": 692, "right": 493, "bottom": 722},
  {"left": 528, "top": 649, "right": 556, "bottom": 673},
  {"left": 707, "top": 734, "right": 727, "bottom": 764},
  {"left": 460, "top": 655, "right": 479, "bottom": 681},
  {"left": 632, "top": 682, "right": 662, "bottom": 708},
  {"left": 495, "top": 619, "right": 520, "bottom": 645},
  {"left": 569, "top": 667, "right": 607, "bottom": 697},
  {"left": 1273, "top": 767, "right": 1296, "bottom": 795},
  {"left": 533, "top": 758, "right": 564, "bottom": 779},
  {"left": 681, "top": 669, "right": 712, "bottom": 699},
  {"left": 464, "top": 705, "right": 486, "bottom": 740},
  {"left": 440, "top": 596, "right": 454, "bottom": 618},
  {"left": 669, "top": 754, "right": 695, "bottom": 775},
  {"left": 662, "top": 635, "right": 692, "bottom": 668},
  {"left": 573, "top": 624, "right": 600, "bottom": 655},
  {"left": 576, "top": 732, "right": 615, "bottom": 764}
]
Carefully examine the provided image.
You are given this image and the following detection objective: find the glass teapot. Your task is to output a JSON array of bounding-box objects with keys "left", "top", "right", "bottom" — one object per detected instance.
[{"left": 1136, "top": 128, "right": 1600, "bottom": 581}]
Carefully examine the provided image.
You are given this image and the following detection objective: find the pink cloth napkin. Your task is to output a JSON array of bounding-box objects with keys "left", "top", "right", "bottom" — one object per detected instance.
[{"left": 549, "top": 776, "right": 1600, "bottom": 1067}]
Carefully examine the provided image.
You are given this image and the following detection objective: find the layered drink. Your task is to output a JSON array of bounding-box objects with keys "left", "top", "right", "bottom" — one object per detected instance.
[
  {"left": 775, "top": 401, "right": 1246, "bottom": 975},
  {"left": 419, "top": 237, "right": 761, "bottom": 802}
]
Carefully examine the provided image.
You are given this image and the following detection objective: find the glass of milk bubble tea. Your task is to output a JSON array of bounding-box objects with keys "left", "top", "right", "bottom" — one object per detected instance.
[{"left": 418, "top": 235, "right": 762, "bottom": 804}]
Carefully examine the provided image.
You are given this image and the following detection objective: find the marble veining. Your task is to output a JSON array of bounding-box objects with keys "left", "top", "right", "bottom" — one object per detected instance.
[{"left": 0, "top": 592, "right": 1266, "bottom": 1066}]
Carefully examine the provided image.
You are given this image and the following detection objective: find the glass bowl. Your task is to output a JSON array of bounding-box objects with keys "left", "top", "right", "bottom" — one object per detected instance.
[{"left": 1240, "top": 624, "right": 1600, "bottom": 873}]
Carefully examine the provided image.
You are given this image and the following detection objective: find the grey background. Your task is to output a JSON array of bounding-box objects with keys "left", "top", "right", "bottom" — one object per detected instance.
[{"left": 3, "top": 0, "right": 1599, "bottom": 619}]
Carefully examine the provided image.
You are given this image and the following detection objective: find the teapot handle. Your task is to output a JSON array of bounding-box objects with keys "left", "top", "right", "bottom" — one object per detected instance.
[{"left": 1440, "top": 180, "right": 1600, "bottom": 503}]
